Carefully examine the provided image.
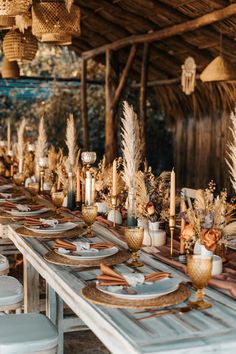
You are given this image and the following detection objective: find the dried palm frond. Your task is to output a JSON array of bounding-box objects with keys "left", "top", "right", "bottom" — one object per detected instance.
[
  {"left": 17, "top": 118, "right": 27, "bottom": 160},
  {"left": 136, "top": 171, "right": 149, "bottom": 217},
  {"left": 226, "top": 109, "right": 236, "bottom": 193},
  {"left": 222, "top": 221, "right": 236, "bottom": 237},
  {"left": 35, "top": 116, "right": 47, "bottom": 162},
  {"left": 65, "top": 0, "right": 74, "bottom": 11},
  {"left": 65, "top": 114, "right": 78, "bottom": 173},
  {"left": 194, "top": 189, "right": 205, "bottom": 210},
  {"left": 121, "top": 101, "right": 142, "bottom": 190}
]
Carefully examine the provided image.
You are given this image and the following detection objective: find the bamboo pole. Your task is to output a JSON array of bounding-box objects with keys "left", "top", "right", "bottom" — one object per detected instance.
[
  {"left": 82, "top": 4, "right": 236, "bottom": 59},
  {"left": 139, "top": 43, "right": 149, "bottom": 157},
  {"left": 81, "top": 58, "right": 89, "bottom": 150}
]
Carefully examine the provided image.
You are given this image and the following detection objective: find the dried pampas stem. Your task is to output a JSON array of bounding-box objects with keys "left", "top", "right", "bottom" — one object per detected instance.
[
  {"left": 226, "top": 109, "right": 236, "bottom": 193},
  {"left": 17, "top": 118, "right": 27, "bottom": 160},
  {"left": 35, "top": 116, "right": 48, "bottom": 162},
  {"left": 65, "top": 114, "right": 78, "bottom": 173},
  {"left": 121, "top": 101, "right": 142, "bottom": 190}
]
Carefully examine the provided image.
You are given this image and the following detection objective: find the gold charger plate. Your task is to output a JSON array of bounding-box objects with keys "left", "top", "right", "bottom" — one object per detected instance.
[
  {"left": 15, "top": 225, "right": 84, "bottom": 239},
  {"left": 81, "top": 282, "right": 191, "bottom": 309},
  {"left": 44, "top": 249, "right": 129, "bottom": 267}
]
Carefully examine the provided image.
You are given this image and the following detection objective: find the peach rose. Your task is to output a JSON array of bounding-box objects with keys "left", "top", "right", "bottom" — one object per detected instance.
[
  {"left": 181, "top": 224, "right": 195, "bottom": 242},
  {"left": 200, "top": 228, "right": 221, "bottom": 252}
]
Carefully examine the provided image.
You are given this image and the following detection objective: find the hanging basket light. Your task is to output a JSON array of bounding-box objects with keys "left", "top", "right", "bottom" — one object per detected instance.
[
  {"left": 200, "top": 56, "right": 236, "bottom": 82},
  {"left": 32, "top": 2, "right": 80, "bottom": 45},
  {"left": 3, "top": 28, "right": 38, "bottom": 62},
  {"left": 0, "top": 15, "right": 14, "bottom": 28},
  {"left": 0, "top": 0, "right": 31, "bottom": 16},
  {"left": 2, "top": 57, "right": 20, "bottom": 78}
]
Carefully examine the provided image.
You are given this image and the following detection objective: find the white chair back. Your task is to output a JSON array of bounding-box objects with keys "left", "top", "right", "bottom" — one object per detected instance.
[{"left": 181, "top": 187, "right": 197, "bottom": 208}]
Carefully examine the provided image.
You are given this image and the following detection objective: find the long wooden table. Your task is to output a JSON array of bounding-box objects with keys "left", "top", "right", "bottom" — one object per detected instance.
[{"left": 7, "top": 222, "right": 236, "bottom": 354}]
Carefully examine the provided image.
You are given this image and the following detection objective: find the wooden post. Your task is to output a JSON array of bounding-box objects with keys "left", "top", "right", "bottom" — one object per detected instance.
[
  {"left": 23, "top": 257, "right": 39, "bottom": 313},
  {"left": 140, "top": 43, "right": 149, "bottom": 158},
  {"left": 81, "top": 58, "right": 89, "bottom": 150},
  {"left": 105, "top": 48, "right": 117, "bottom": 164}
]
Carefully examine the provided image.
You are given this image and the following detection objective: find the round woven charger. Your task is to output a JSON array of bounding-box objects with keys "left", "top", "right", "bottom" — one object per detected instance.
[
  {"left": 81, "top": 282, "right": 191, "bottom": 309},
  {"left": 44, "top": 249, "right": 129, "bottom": 268},
  {"left": 15, "top": 225, "right": 84, "bottom": 239}
]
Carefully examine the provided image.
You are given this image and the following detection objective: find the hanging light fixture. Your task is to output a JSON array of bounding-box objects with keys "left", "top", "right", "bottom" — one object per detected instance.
[
  {"left": 32, "top": 1, "right": 80, "bottom": 46},
  {"left": 2, "top": 57, "right": 20, "bottom": 78},
  {"left": 3, "top": 28, "right": 38, "bottom": 62},
  {"left": 0, "top": 0, "right": 31, "bottom": 16},
  {"left": 200, "top": 55, "right": 236, "bottom": 82}
]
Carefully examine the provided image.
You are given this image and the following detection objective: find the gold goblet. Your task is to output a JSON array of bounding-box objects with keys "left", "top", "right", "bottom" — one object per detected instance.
[
  {"left": 51, "top": 191, "right": 64, "bottom": 215},
  {"left": 187, "top": 255, "right": 213, "bottom": 310},
  {"left": 27, "top": 182, "right": 39, "bottom": 202},
  {"left": 125, "top": 227, "right": 144, "bottom": 267},
  {"left": 13, "top": 173, "right": 25, "bottom": 187},
  {"left": 82, "top": 205, "right": 98, "bottom": 238}
]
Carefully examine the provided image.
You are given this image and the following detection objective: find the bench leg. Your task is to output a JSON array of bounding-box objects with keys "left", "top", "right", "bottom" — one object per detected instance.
[{"left": 23, "top": 257, "right": 39, "bottom": 313}]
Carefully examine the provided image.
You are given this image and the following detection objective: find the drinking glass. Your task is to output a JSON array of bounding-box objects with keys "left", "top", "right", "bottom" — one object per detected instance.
[
  {"left": 13, "top": 173, "right": 24, "bottom": 186},
  {"left": 125, "top": 227, "right": 144, "bottom": 267},
  {"left": 51, "top": 191, "right": 64, "bottom": 214},
  {"left": 27, "top": 182, "right": 39, "bottom": 202},
  {"left": 187, "top": 255, "right": 213, "bottom": 309},
  {"left": 82, "top": 205, "right": 98, "bottom": 238}
]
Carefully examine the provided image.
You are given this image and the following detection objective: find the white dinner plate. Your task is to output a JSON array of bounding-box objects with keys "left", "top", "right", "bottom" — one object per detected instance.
[
  {"left": 227, "top": 238, "right": 236, "bottom": 251},
  {"left": 56, "top": 246, "right": 119, "bottom": 260},
  {"left": 5, "top": 207, "right": 49, "bottom": 217},
  {"left": 0, "top": 184, "right": 12, "bottom": 191},
  {"left": 0, "top": 195, "right": 25, "bottom": 203},
  {"left": 25, "top": 222, "right": 77, "bottom": 234},
  {"left": 97, "top": 277, "right": 181, "bottom": 300}
]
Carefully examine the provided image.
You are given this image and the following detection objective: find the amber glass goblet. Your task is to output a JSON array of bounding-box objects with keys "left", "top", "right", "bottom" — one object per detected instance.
[
  {"left": 27, "top": 182, "right": 39, "bottom": 202},
  {"left": 13, "top": 173, "right": 24, "bottom": 187},
  {"left": 125, "top": 227, "right": 144, "bottom": 267},
  {"left": 51, "top": 191, "right": 64, "bottom": 215},
  {"left": 187, "top": 255, "right": 213, "bottom": 310},
  {"left": 82, "top": 205, "right": 98, "bottom": 238}
]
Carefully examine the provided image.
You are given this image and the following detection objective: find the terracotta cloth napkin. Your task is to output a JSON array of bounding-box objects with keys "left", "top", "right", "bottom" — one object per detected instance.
[
  {"left": 96, "top": 216, "right": 236, "bottom": 299},
  {"left": 53, "top": 239, "right": 114, "bottom": 251},
  {"left": 23, "top": 217, "right": 75, "bottom": 228},
  {"left": 1, "top": 201, "right": 45, "bottom": 211},
  {"left": 96, "top": 263, "right": 171, "bottom": 286}
]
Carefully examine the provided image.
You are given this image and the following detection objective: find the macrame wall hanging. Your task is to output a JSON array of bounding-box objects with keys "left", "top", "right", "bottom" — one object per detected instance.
[{"left": 181, "top": 57, "right": 196, "bottom": 95}]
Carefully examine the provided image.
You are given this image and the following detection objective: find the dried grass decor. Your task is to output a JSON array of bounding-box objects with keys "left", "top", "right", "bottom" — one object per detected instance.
[
  {"left": 3, "top": 29, "right": 38, "bottom": 62},
  {"left": 32, "top": 1, "right": 80, "bottom": 45},
  {"left": 0, "top": 0, "right": 31, "bottom": 16}
]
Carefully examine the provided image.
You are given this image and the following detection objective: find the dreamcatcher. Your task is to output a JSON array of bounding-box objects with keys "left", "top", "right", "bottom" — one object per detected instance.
[{"left": 181, "top": 57, "right": 196, "bottom": 95}]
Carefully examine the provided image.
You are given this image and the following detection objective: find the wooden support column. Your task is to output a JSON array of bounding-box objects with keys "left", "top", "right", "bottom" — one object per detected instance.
[
  {"left": 81, "top": 58, "right": 89, "bottom": 150},
  {"left": 23, "top": 257, "right": 39, "bottom": 313},
  {"left": 139, "top": 43, "right": 149, "bottom": 158},
  {"left": 105, "top": 48, "right": 117, "bottom": 164}
]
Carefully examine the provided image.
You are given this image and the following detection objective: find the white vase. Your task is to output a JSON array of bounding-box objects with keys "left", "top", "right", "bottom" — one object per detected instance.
[
  {"left": 96, "top": 202, "right": 108, "bottom": 214},
  {"left": 193, "top": 240, "right": 222, "bottom": 275},
  {"left": 107, "top": 209, "right": 122, "bottom": 225}
]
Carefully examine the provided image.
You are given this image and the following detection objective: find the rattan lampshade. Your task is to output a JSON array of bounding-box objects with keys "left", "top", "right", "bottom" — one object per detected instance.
[
  {"left": 200, "top": 56, "right": 236, "bottom": 82},
  {"left": 3, "top": 29, "right": 38, "bottom": 62},
  {"left": 0, "top": 0, "right": 31, "bottom": 16},
  {"left": 32, "top": 2, "right": 80, "bottom": 45},
  {"left": 2, "top": 57, "right": 19, "bottom": 78},
  {"left": 0, "top": 15, "right": 14, "bottom": 28}
]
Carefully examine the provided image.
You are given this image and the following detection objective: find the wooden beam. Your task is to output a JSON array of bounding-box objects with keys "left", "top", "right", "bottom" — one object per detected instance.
[
  {"left": 111, "top": 45, "right": 137, "bottom": 109},
  {"left": 82, "top": 4, "right": 236, "bottom": 59},
  {"left": 139, "top": 43, "right": 149, "bottom": 157},
  {"left": 81, "top": 59, "right": 89, "bottom": 150},
  {"left": 105, "top": 48, "right": 117, "bottom": 164},
  {"left": 132, "top": 75, "right": 201, "bottom": 88}
]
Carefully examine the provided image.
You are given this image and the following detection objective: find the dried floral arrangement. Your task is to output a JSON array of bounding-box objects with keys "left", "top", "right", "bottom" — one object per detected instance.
[
  {"left": 136, "top": 168, "right": 171, "bottom": 222},
  {"left": 94, "top": 156, "right": 126, "bottom": 208},
  {"left": 181, "top": 181, "right": 236, "bottom": 252}
]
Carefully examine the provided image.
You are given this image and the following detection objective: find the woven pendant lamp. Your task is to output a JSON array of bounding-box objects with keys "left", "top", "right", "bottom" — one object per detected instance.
[
  {"left": 0, "top": 15, "right": 14, "bottom": 28},
  {"left": 0, "top": 0, "right": 31, "bottom": 16},
  {"left": 2, "top": 57, "right": 20, "bottom": 78},
  {"left": 200, "top": 56, "right": 236, "bottom": 82},
  {"left": 3, "top": 29, "right": 38, "bottom": 62},
  {"left": 32, "top": 2, "right": 80, "bottom": 45}
]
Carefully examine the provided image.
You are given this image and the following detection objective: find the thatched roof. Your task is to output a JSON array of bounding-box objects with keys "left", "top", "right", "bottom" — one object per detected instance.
[
  {"left": 72, "top": 0, "right": 236, "bottom": 81},
  {"left": 70, "top": 1, "right": 236, "bottom": 118}
]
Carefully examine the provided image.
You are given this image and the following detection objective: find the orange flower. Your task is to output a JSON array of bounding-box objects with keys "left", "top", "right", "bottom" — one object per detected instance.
[
  {"left": 200, "top": 228, "right": 221, "bottom": 252},
  {"left": 181, "top": 224, "right": 195, "bottom": 242}
]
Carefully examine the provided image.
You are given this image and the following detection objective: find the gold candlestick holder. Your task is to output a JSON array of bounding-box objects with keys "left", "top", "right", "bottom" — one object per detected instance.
[
  {"left": 111, "top": 195, "right": 118, "bottom": 227},
  {"left": 169, "top": 215, "right": 176, "bottom": 257}
]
